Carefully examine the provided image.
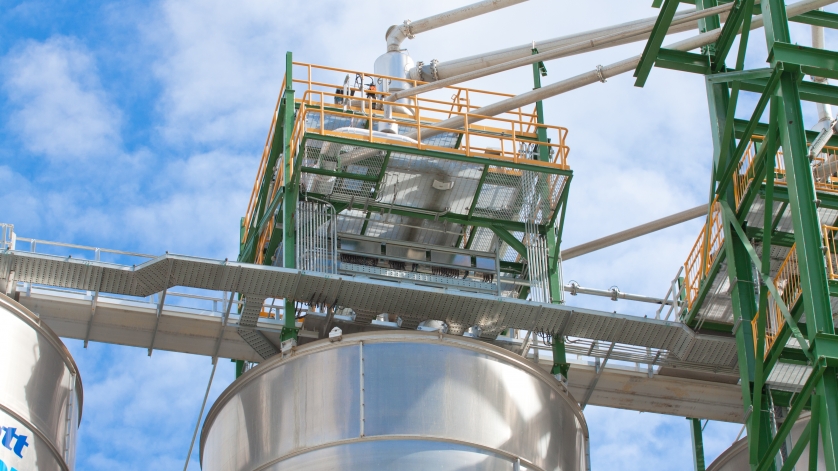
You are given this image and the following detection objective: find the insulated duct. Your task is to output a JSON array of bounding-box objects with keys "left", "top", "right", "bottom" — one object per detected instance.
[
  {"left": 404, "top": 0, "right": 838, "bottom": 142},
  {"left": 408, "top": 3, "right": 737, "bottom": 81},
  {"left": 385, "top": 0, "right": 529, "bottom": 52}
]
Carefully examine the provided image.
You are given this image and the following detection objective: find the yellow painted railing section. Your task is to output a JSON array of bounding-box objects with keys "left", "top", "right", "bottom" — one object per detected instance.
[
  {"left": 242, "top": 61, "right": 573, "bottom": 262},
  {"left": 683, "top": 200, "right": 724, "bottom": 313}
]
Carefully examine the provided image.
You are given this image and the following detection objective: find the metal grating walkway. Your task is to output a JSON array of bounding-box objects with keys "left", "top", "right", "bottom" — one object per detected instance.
[{"left": 0, "top": 249, "right": 737, "bottom": 369}]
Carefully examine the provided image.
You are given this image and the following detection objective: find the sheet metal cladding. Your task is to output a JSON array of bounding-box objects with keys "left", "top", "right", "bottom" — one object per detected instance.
[
  {"left": 0, "top": 294, "right": 83, "bottom": 471},
  {"left": 201, "top": 330, "right": 589, "bottom": 471}
]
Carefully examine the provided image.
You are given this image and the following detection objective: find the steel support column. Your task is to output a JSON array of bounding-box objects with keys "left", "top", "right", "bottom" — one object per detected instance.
[
  {"left": 762, "top": 0, "right": 838, "bottom": 467},
  {"left": 282, "top": 51, "right": 298, "bottom": 342}
]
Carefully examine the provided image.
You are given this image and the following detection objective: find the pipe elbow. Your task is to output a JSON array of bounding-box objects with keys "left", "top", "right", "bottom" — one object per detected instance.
[{"left": 385, "top": 21, "right": 413, "bottom": 52}]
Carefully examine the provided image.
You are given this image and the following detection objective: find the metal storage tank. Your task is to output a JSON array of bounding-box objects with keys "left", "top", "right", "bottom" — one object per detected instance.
[
  {"left": 201, "top": 331, "right": 589, "bottom": 471},
  {"left": 707, "top": 415, "right": 825, "bottom": 471},
  {"left": 0, "top": 294, "right": 83, "bottom": 471}
]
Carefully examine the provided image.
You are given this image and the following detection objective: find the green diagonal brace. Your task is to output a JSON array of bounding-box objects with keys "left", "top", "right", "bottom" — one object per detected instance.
[
  {"left": 721, "top": 201, "right": 813, "bottom": 360},
  {"left": 755, "top": 357, "right": 827, "bottom": 471},
  {"left": 634, "top": 0, "right": 681, "bottom": 87},
  {"left": 715, "top": 66, "right": 782, "bottom": 198},
  {"left": 712, "top": 0, "right": 755, "bottom": 71},
  {"left": 491, "top": 226, "right": 527, "bottom": 258}
]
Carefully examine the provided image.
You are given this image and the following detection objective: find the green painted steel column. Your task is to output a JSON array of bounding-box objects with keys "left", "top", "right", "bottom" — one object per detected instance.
[
  {"left": 689, "top": 418, "right": 706, "bottom": 471},
  {"left": 531, "top": 47, "right": 563, "bottom": 304},
  {"left": 760, "top": 1, "right": 838, "bottom": 468},
  {"left": 281, "top": 51, "right": 298, "bottom": 342},
  {"left": 550, "top": 339, "right": 569, "bottom": 380}
]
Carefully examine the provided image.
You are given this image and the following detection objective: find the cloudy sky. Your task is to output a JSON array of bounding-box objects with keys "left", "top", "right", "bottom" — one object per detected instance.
[{"left": 2, "top": 0, "right": 834, "bottom": 469}]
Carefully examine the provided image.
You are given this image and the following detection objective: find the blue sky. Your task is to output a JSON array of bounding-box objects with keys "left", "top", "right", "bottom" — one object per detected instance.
[{"left": 2, "top": 0, "right": 834, "bottom": 469}]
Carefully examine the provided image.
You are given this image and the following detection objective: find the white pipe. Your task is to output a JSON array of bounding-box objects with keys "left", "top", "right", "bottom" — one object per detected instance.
[
  {"left": 385, "top": 0, "right": 528, "bottom": 52},
  {"left": 811, "top": 12, "right": 835, "bottom": 131},
  {"left": 564, "top": 282, "right": 675, "bottom": 306},
  {"left": 406, "top": 0, "right": 837, "bottom": 142},
  {"left": 561, "top": 205, "right": 708, "bottom": 261},
  {"left": 409, "top": 3, "right": 738, "bottom": 81},
  {"left": 389, "top": 2, "right": 733, "bottom": 102}
]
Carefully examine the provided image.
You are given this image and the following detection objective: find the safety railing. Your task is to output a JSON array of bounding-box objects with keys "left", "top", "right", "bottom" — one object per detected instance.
[
  {"left": 752, "top": 244, "right": 801, "bottom": 358},
  {"left": 0, "top": 224, "right": 14, "bottom": 251},
  {"left": 293, "top": 88, "right": 570, "bottom": 167},
  {"left": 682, "top": 200, "right": 724, "bottom": 316},
  {"left": 243, "top": 60, "right": 572, "bottom": 260},
  {"left": 733, "top": 137, "right": 838, "bottom": 210},
  {"left": 824, "top": 225, "right": 838, "bottom": 281}
]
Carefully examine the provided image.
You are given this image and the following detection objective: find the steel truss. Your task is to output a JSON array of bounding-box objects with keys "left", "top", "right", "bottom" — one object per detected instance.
[
  {"left": 237, "top": 52, "right": 573, "bottom": 363},
  {"left": 638, "top": 0, "right": 838, "bottom": 469}
]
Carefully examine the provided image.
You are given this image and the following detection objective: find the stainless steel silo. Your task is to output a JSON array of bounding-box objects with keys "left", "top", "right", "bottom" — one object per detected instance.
[
  {"left": 707, "top": 415, "right": 825, "bottom": 471},
  {"left": 201, "top": 331, "right": 588, "bottom": 471},
  {"left": 0, "top": 294, "right": 83, "bottom": 471}
]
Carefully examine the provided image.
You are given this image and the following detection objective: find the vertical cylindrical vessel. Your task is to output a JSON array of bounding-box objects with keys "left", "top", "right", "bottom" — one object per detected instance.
[
  {"left": 201, "top": 331, "right": 588, "bottom": 471},
  {"left": 0, "top": 294, "right": 83, "bottom": 471},
  {"left": 707, "top": 415, "right": 825, "bottom": 471}
]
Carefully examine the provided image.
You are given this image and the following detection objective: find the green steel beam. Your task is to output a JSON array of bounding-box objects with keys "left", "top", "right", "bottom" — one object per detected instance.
[
  {"left": 491, "top": 226, "right": 527, "bottom": 258},
  {"left": 654, "top": 49, "right": 711, "bottom": 74},
  {"left": 790, "top": 9, "right": 838, "bottom": 29},
  {"left": 551, "top": 339, "right": 570, "bottom": 379},
  {"left": 706, "top": 68, "right": 775, "bottom": 84},
  {"left": 712, "top": 0, "right": 755, "bottom": 71},
  {"left": 761, "top": 1, "right": 838, "bottom": 466},
  {"left": 306, "top": 192, "right": 537, "bottom": 233},
  {"left": 749, "top": 3, "right": 838, "bottom": 29},
  {"left": 737, "top": 77, "right": 838, "bottom": 108},
  {"left": 689, "top": 418, "right": 706, "bottom": 471},
  {"left": 722, "top": 202, "right": 813, "bottom": 360},
  {"left": 735, "top": 118, "right": 838, "bottom": 146},
  {"left": 281, "top": 51, "right": 298, "bottom": 342},
  {"left": 301, "top": 167, "right": 379, "bottom": 182},
  {"left": 767, "top": 184, "right": 838, "bottom": 211},
  {"left": 459, "top": 164, "right": 491, "bottom": 249},
  {"left": 756, "top": 358, "right": 827, "bottom": 471},
  {"left": 770, "top": 41, "right": 838, "bottom": 81},
  {"left": 634, "top": 0, "right": 681, "bottom": 87},
  {"left": 715, "top": 66, "right": 782, "bottom": 199},
  {"left": 745, "top": 226, "right": 796, "bottom": 247},
  {"left": 300, "top": 134, "right": 572, "bottom": 176}
]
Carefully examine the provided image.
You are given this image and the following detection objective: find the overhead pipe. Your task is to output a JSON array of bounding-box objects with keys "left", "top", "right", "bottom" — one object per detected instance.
[
  {"left": 408, "top": 3, "right": 733, "bottom": 82},
  {"left": 385, "top": 0, "right": 529, "bottom": 52},
  {"left": 389, "top": 2, "right": 734, "bottom": 102},
  {"left": 564, "top": 281, "right": 675, "bottom": 307},
  {"left": 561, "top": 205, "right": 708, "bottom": 261},
  {"left": 402, "top": 0, "right": 837, "bottom": 143}
]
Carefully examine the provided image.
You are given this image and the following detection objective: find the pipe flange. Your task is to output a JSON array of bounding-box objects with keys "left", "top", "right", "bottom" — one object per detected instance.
[
  {"left": 595, "top": 65, "right": 607, "bottom": 83},
  {"left": 402, "top": 19, "right": 415, "bottom": 39},
  {"left": 416, "top": 61, "right": 425, "bottom": 82},
  {"left": 430, "top": 59, "right": 440, "bottom": 81}
]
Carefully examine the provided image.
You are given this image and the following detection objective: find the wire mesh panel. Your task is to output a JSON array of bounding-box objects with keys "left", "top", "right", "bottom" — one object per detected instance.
[
  {"left": 525, "top": 222, "right": 551, "bottom": 304},
  {"left": 296, "top": 198, "right": 337, "bottom": 274},
  {"left": 472, "top": 167, "right": 561, "bottom": 225}
]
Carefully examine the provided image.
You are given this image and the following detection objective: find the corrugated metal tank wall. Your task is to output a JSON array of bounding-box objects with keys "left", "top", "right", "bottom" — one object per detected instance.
[{"left": 201, "top": 331, "right": 588, "bottom": 471}]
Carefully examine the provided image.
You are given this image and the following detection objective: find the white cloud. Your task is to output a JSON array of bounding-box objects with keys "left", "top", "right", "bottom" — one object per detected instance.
[
  {"left": 2, "top": 36, "right": 122, "bottom": 160},
  {"left": 5, "top": 0, "right": 816, "bottom": 469}
]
